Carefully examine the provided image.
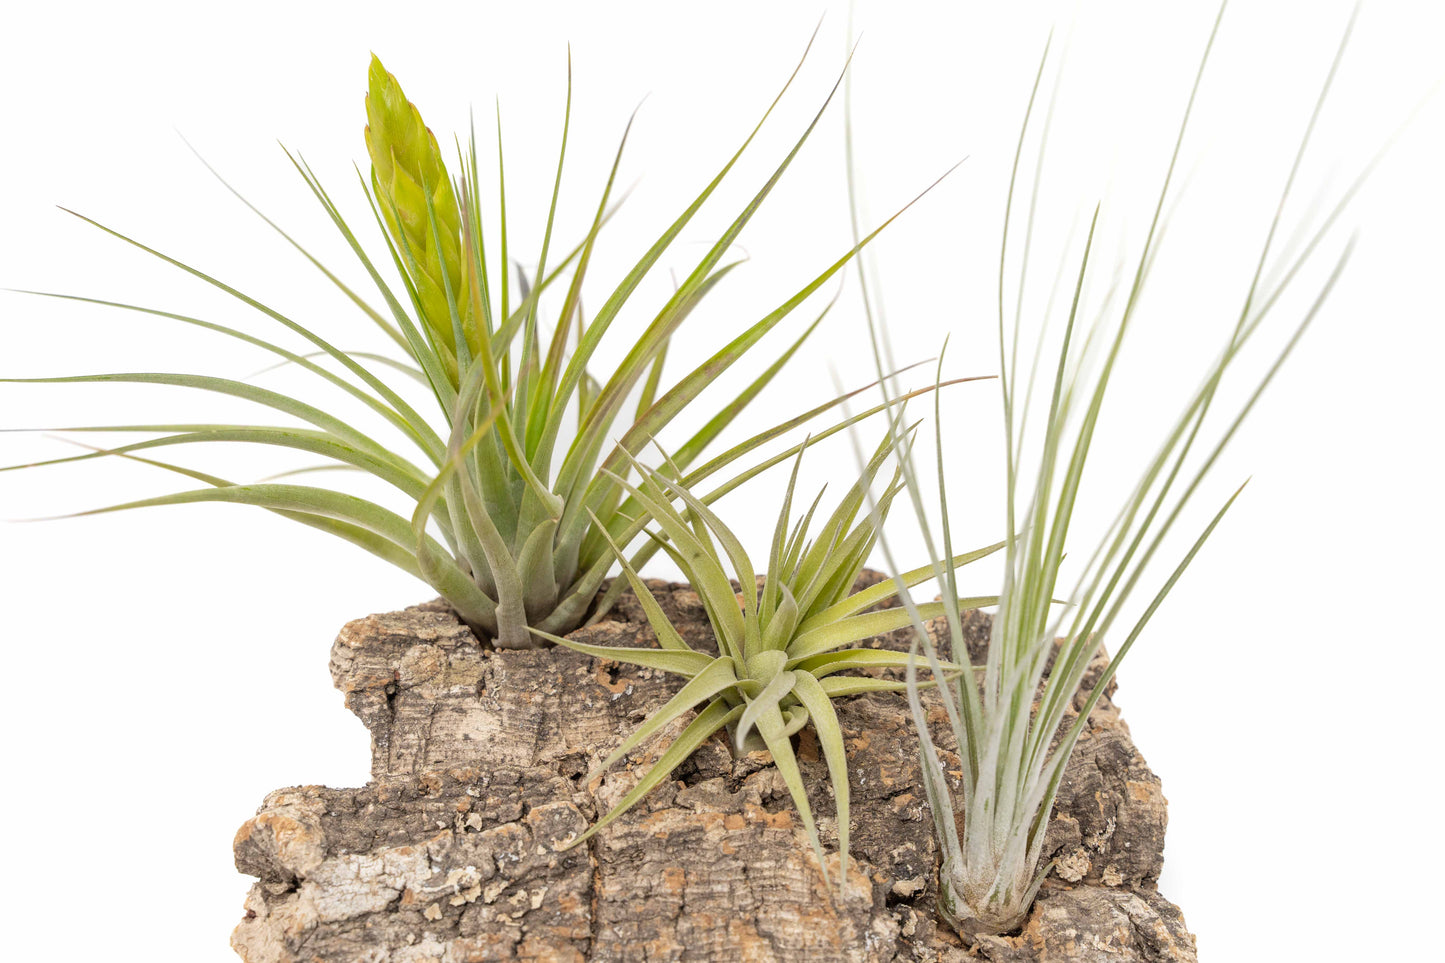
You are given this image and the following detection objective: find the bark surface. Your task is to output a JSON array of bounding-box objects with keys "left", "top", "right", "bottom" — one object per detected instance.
[{"left": 232, "top": 576, "right": 1196, "bottom": 962}]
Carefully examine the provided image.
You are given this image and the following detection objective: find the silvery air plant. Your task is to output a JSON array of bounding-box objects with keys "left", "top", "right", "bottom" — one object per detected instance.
[
  {"left": 4, "top": 46, "right": 936, "bottom": 650},
  {"left": 866, "top": 8, "right": 1365, "bottom": 939}
]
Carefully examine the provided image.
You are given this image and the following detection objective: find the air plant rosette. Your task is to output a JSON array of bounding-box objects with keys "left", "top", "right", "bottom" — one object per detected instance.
[
  {"left": 533, "top": 431, "right": 1002, "bottom": 895},
  {"left": 0, "top": 4, "right": 1376, "bottom": 956},
  {"left": 3, "top": 46, "right": 935, "bottom": 651},
  {"left": 867, "top": 6, "right": 1364, "bottom": 943}
]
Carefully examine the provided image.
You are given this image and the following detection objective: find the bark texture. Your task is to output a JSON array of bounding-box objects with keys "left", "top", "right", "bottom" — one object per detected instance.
[{"left": 233, "top": 576, "right": 1195, "bottom": 962}]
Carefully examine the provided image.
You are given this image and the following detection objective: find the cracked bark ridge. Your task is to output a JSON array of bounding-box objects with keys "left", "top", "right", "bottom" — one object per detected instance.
[{"left": 233, "top": 575, "right": 1195, "bottom": 962}]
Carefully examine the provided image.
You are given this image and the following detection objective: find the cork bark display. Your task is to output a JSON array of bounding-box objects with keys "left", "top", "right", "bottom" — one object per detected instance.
[{"left": 232, "top": 576, "right": 1196, "bottom": 962}]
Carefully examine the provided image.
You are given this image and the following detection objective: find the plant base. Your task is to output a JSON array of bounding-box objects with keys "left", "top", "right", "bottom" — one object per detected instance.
[{"left": 937, "top": 881, "right": 1033, "bottom": 944}]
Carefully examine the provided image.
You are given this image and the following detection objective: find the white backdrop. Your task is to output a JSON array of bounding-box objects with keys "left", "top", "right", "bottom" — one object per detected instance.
[{"left": 1, "top": 1, "right": 1440, "bottom": 958}]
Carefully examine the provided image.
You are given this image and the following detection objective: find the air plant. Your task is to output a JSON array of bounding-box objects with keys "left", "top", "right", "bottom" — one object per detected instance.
[
  {"left": 2, "top": 47, "right": 936, "bottom": 649},
  {"left": 533, "top": 431, "right": 1002, "bottom": 893},
  {"left": 859, "top": 6, "right": 1363, "bottom": 940}
]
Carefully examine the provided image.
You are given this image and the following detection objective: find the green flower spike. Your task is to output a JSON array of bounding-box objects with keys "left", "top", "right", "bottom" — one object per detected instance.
[{"left": 365, "top": 54, "right": 474, "bottom": 381}]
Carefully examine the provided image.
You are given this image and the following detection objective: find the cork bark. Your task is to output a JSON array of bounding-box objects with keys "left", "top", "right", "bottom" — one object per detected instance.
[{"left": 232, "top": 575, "right": 1195, "bottom": 962}]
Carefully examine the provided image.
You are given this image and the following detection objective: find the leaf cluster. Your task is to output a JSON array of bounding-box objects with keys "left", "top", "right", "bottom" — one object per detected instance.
[
  {"left": 539, "top": 431, "right": 1000, "bottom": 892},
  {"left": 2, "top": 44, "right": 927, "bottom": 650},
  {"left": 0, "top": 9, "right": 1369, "bottom": 927},
  {"left": 867, "top": 7, "right": 1365, "bottom": 938}
]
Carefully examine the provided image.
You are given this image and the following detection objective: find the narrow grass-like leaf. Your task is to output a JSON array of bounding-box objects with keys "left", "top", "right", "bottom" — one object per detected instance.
[
  {"left": 532, "top": 631, "right": 717, "bottom": 678},
  {"left": 582, "top": 657, "right": 742, "bottom": 785},
  {"left": 563, "top": 701, "right": 743, "bottom": 849}
]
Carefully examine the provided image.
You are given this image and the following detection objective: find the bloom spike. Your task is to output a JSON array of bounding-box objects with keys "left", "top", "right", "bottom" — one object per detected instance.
[{"left": 365, "top": 54, "right": 472, "bottom": 366}]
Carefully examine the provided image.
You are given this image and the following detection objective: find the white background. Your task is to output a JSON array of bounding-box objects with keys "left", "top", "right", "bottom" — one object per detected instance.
[{"left": 1, "top": 1, "right": 1440, "bottom": 958}]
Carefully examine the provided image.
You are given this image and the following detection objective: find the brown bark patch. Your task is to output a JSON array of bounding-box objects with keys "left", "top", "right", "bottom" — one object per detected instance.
[{"left": 233, "top": 578, "right": 1194, "bottom": 962}]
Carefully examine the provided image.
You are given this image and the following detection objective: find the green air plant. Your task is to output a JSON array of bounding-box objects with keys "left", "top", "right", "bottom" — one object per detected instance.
[
  {"left": 2, "top": 47, "right": 940, "bottom": 650},
  {"left": 531, "top": 431, "right": 1003, "bottom": 893},
  {"left": 859, "top": 6, "right": 1364, "bottom": 940}
]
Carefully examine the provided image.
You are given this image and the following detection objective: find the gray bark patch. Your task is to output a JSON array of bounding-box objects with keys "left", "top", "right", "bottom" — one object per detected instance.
[{"left": 233, "top": 576, "right": 1195, "bottom": 962}]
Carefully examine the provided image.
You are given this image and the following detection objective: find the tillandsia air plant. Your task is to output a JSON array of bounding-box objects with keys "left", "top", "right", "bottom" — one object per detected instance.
[
  {"left": 1, "top": 46, "right": 939, "bottom": 649},
  {"left": 858, "top": 5, "right": 1366, "bottom": 940},
  {"left": 533, "top": 430, "right": 1003, "bottom": 893}
]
